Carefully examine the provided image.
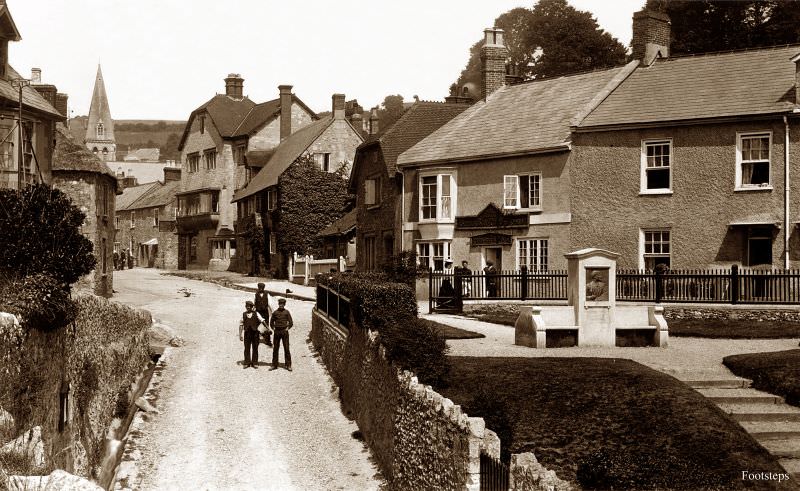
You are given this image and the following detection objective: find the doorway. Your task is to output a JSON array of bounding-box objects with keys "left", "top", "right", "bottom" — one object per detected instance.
[{"left": 484, "top": 247, "right": 503, "bottom": 271}]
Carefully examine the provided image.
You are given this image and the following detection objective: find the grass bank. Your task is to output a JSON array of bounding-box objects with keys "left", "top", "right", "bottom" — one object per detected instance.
[{"left": 724, "top": 349, "right": 800, "bottom": 408}]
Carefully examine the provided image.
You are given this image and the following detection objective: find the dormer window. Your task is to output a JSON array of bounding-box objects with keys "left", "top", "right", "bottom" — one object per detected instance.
[{"left": 96, "top": 122, "right": 105, "bottom": 139}]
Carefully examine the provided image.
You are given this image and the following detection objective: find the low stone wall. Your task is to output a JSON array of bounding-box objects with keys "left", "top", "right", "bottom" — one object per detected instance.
[
  {"left": 510, "top": 453, "right": 572, "bottom": 491},
  {"left": 0, "top": 293, "right": 150, "bottom": 480},
  {"left": 311, "top": 311, "right": 482, "bottom": 490}
]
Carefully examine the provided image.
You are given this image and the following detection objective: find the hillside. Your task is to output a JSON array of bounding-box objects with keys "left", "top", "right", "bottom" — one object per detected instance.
[{"left": 69, "top": 117, "right": 186, "bottom": 161}]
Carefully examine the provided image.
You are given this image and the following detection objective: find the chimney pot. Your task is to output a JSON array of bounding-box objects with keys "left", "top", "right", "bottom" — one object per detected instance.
[
  {"left": 332, "top": 93, "right": 346, "bottom": 120},
  {"left": 279, "top": 85, "right": 293, "bottom": 140},
  {"left": 224, "top": 73, "right": 244, "bottom": 99},
  {"left": 631, "top": 10, "right": 671, "bottom": 65},
  {"left": 31, "top": 68, "right": 41, "bottom": 84},
  {"left": 481, "top": 27, "right": 508, "bottom": 100},
  {"left": 55, "top": 93, "right": 68, "bottom": 118}
]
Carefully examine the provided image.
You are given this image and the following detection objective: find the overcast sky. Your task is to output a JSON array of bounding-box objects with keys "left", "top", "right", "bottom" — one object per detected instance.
[{"left": 10, "top": 0, "right": 645, "bottom": 120}]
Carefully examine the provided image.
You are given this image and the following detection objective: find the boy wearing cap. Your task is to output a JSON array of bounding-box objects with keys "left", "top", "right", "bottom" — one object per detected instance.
[
  {"left": 270, "top": 298, "right": 294, "bottom": 371},
  {"left": 253, "top": 282, "right": 273, "bottom": 346},
  {"left": 239, "top": 300, "right": 266, "bottom": 368}
]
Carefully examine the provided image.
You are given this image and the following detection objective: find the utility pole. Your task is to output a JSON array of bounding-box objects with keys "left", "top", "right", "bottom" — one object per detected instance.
[{"left": 11, "top": 78, "right": 30, "bottom": 189}]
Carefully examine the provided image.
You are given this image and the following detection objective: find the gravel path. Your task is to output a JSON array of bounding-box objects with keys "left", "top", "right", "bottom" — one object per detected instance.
[
  {"left": 113, "top": 268, "right": 380, "bottom": 491},
  {"left": 427, "top": 313, "right": 800, "bottom": 380}
]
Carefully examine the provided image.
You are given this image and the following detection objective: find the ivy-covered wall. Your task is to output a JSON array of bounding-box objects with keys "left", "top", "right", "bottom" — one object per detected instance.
[{"left": 0, "top": 293, "right": 150, "bottom": 480}]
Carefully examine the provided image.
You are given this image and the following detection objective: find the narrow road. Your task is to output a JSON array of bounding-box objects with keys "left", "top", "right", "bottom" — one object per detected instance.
[{"left": 113, "top": 268, "right": 380, "bottom": 491}]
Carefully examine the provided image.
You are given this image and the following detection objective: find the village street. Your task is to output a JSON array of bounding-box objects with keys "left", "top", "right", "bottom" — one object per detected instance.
[{"left": 112, "top": 268, "right": 380, "bottom": 491}]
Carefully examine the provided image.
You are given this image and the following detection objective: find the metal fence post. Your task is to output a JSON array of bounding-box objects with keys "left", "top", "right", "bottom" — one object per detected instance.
[
  {"left": 655, "top": 268, "right": 664, "bottom": 303},
  {"left": 428, "top": 268, "right": 434, "bottom": 313},
  {"left": 520, "top": 266, "right": 528, "bottom": 300},
  {"left": 731, "top": 264, "right": 739, "bottom": 305}
]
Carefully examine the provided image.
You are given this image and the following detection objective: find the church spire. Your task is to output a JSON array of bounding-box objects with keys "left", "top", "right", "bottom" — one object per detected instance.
[{"left": 85, "top": 64, "right": 116, "bottom": 162}]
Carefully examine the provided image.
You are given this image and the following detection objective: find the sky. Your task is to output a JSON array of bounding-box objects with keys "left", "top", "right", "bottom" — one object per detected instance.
[{"left": 9, "top": 0, "right": 645, "bottom": 120}]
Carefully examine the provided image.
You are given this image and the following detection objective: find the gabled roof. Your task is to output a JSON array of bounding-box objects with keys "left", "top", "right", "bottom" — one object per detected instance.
[
  {"left": 177, "top": 94, "right": 256, "bottom": 150},
  {"left": 231, "top": 117, "right": 333, "bottom": 202},
  {"left": 85, "top": 65, "right": 115, "bottom": 142},
  {"left": 397, "top": 65, "right": 629, "bottom": 167},
  {"left": 317, "top": 209, "right": 357, "bottom": 238},
  {"left": 124, "top": 148, "right": 160, "bottom": 162},
  {"left": 0, "top": 3, "right": 21, "bottom": 41},
  {"left": 125, "top": 179, "right": 180, "bottom": 211},
  {"left": 231, "top": 98, "right": 280, "bottom": 137},
  {"left": 117, "top": 182, "right": 159, "bottom": 211},
  {"left": 52, "top": 125, "right": 117, "bottom": 182},
  {"left": 0, "top": 66, "right": 63, "bottom": 120},
  {"left": 579, "top": 45, "right": 800, "bottom": 129},
  {"left": 107, "top": 162, "right": 170, "bottom": 184}
]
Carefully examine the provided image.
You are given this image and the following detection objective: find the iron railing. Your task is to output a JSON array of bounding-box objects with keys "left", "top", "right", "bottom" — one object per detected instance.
[
  {"left": 480, "top": 453, "right": 509, "bottom": 491},
  {"left": 315, "top": 283, "right": 351, "bottom": 327}
]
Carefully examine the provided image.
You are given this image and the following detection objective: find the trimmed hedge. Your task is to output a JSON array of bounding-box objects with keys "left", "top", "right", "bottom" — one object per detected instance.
[
  {"left": 0, "top": 273, "right": 76, "bottom": 331},
  {"left": 318, "top": 272, "right": 449, "bottom": 385}
]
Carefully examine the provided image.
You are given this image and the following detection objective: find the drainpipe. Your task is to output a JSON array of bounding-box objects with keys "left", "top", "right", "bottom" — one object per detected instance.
[
  {"left": 398, "top": 169, "right": 405, "bottom": 252},
  {"left": 785, "top": 115, "right": 791, "bottom": 269}
]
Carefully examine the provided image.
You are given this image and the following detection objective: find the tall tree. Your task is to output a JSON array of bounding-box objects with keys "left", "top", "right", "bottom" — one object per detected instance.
[
  {"left": 454, "top": 0, "right": 626, "bottom": 91},
  {"left": 378, "top": 95, "right": 405, "bottom": 131},
  {"left": 645, "top": 0, "right": 800, "bottom": 55}
]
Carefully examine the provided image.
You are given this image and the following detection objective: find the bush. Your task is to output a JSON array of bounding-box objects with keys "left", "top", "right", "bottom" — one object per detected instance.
[
  {"left": 0, "top": 184, "right": 95, "bottom": 287},
  {"left": 380, "top": 317, "right": 450, "bottom": 387},
  {"left": 463, "top": 388, "right": 514, "bottom": 462},
  {"left": 381, "top": 250, "right": 427, "bottom": 286},
  {"left": 0, "top": 273, "right": 76, "bottom": 331}
]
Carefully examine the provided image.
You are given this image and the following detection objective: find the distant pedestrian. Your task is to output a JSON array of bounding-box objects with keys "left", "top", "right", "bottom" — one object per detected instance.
[
  {"left": 127, "top": 250, "right": 134, "bottom": 269},
  {"left": 113, "top": 250, "right": 120, "bottom": 271},
  {"left": 484, "top": 260, "right": 498, "bottom": 298},
  {"left": 270, "top": 298, "right": 293, "bottom": 371},
  {"left": 457, "top": 260, "right": 472, "bottom": 298},
  {"left": 120, "top": 250, "right": 127, "bottom": 270},
  {"left": 239, "top": 300, "right": 266, "bottom": 369},
  {"left": 254, "top": 282, "right": 273, "bottom": 346}
]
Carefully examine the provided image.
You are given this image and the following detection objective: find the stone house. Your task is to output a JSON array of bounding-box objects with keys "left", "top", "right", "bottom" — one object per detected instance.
[
  {"left": 570, "top": 11, "right": 800, "bottom": 270},
  {"left": 51, "top": 126, "right": 119, "bottom": 297},
  {"left": 231, "top": 94, "right": 363, "bottom": 275},
  {"left": 0, "top": 4, "right": 64, "bottom": 190},
  {"left": 348, "top": 101, "right": 469, "bottom": 271},
  {"left": 317, "top": 208, "right": 357, "bottom": 265},
  {"left": 176, "top": 75, "right": 318, "bottom": 271},
  {"left": 114, "top": 166, "right": 181, "bottom": 269},
  {"left": 397, "top": 27, "right": 634, "bottom": 272}
]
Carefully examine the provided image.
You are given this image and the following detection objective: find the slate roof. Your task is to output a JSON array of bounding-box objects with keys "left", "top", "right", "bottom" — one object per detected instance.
[
  {"left": 52, "top": 126, "right": 117, "bottom": 182},
  {"left": 231, "top": 99, "right": 280, "bottom": 137},
  {"left": 116, "top": 182, "right": 159, "bottom": 211},
  {"left": 125, "top": 179, "right": 180, "bottom": 211},
  {"left": 177, "top": 94, "right": 256, "bottom": 150},
  {"left": 124, "top": 148, "right": 160, "bottom": 162},
  {"left": 107, "top": 162, "right": 171, "bottom": 184},
  {"left": 397, "top": 65, "right": 629, "bottom": 166},
  {"left": 231, "top": 117, "right": 333, "bottom": 202},
  {"left": 0, "top": 65, "right": 63, "bottom": 120},
  {"left": 317, "top": 209, "right": 357, "bottom": 237},
  {"left": 579, "top": 45, "right": 800, "bottom": 129}
]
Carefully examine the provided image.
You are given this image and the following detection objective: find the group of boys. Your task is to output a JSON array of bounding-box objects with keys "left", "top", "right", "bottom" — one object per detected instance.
[{"left": 238, "top": 283, "right": 293, "bottom": 371}]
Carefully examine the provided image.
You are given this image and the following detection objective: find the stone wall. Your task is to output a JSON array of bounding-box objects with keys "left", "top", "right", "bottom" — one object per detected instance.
[
  {"left": 311, "top": 311, "right": 482, "bottom": 490},
  {"left": 0, "top": 293, "right": 150, "bottom": 480}
]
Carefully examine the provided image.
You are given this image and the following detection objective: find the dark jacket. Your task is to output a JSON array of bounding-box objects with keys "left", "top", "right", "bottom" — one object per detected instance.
[
  {"left": 242, "top": 311, "right": 262, "bottom": 331},
  {"left": 270, "top": 308, "right": 293, "bottom": 330},
  {"left": 254, "top": 291, "right": 270, "bottom": 311}
]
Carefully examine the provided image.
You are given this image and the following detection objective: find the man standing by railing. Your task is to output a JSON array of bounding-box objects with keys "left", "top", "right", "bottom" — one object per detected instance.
[{"left": 484, "top": 260, "right": 498, "bottom": 298}]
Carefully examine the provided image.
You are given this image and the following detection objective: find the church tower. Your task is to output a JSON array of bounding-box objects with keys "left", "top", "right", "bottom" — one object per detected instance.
[{"left": 85, "top": 65, "right": 116, "bottom": 162}]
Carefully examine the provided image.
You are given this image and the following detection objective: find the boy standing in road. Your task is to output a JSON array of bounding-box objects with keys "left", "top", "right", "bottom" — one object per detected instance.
[
  {"left": 270, "top": 298, "right": 293, "bottom": 371},
  {"left": 239, "top": 300, "right": 266, "bottom": 369},
  {"left": 254, "top": 283, "right": 273, "bottom": 346}
]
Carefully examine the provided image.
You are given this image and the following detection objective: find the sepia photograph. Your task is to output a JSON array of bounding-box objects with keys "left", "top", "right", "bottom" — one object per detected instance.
[{"left": 1, "top": 0, "right": 800, "bottom": 489}]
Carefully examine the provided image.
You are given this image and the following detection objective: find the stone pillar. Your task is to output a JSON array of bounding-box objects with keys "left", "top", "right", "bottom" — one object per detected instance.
[{"left": 564, "top": 248, "right": 620, "bottom": 347}]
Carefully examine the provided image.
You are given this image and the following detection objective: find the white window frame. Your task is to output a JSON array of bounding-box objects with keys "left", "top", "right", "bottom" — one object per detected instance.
[
  {"left": 418, "top": 171, "right": 456, "bottom": 223},
  {"left": 503, "top": 173, "right": 542, "bottom": 210},
  {"left": 364, "top": 177, "right": 379, "bottom": 207},
  {"left": 416, "top": 241, "right": 451, "bottom": 271},
  {"left": 640, "top": 139, "right": 673, "bottom": 194},
  {"left": 516, "top": 238, "right": 549, "bottom": 271},
  {"left": 187, "top": 153, "right": 200, "bottom": 173},
  {"left": 736, "top": 131, "right": 772, "bottom": 191},
  {"left": 267, "top": 189, "right": 277, "bottom": 211},
  {"left": 640, "top": 229, "right": 671, "bottom": 270}
]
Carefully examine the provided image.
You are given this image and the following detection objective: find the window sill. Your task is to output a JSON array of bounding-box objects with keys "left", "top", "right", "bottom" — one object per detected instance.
[
  {"left": 735, "top": 186, "right": 773, "bottom": 193},
  {"left": 639, "top": 189, "right": 673, "bottom": 196}
]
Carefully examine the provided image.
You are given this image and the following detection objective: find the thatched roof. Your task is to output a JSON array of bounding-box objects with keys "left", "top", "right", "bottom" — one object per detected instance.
[{"left": 52, "top": 124, "right": 117, "bottom": 183}]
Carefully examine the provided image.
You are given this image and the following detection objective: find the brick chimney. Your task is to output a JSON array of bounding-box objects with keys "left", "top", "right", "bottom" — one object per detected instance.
[
  {"left": 369, "top": 107, "right": 379, "bottom": 135},
  {"left": 55, "top": 93, "right": 68, "bottom": 118},
  {"left": 481, "top": 27, "right": 508, "bottom": 100},
  {"left": 31, "top": 68, "right": 41, "bottom": 84},
  {"left": 279, "top": 84, "right": 293, "bottom": 140},
  {"left": 332, "top": 93, "right": 346, "bottom": 120},
  {"left": 631, "top": 10, "right": 671, "bottom": 65},
  {"left": 163, "top": 165, "right": 181, "bottom": 182},
  {"left": 224, "top": 73, "right": 244, "bottom": 98}
]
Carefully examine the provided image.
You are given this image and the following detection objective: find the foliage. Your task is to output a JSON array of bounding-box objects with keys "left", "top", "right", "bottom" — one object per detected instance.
[
  {"left": 646, "top": 0, "right": 800, "bottom": 55},
  {"left": 0, "top": 184, "right": 95, "bottom": 287},
  {"left": 0, "top": 273, "right": 77, "bottom": 331},
  {"left": 463, "top": 388, "right": 515, "bottom": 462},
  {"left": 318, "top": 273, "right": 449, "bottom": 385},
  {"left": 277, "top": 155, "right": 351, "bottom": 258},
  {"left": 377, "top": 95, "right": 406, "bottom": 131},
  {"left": 454, "top": 0, "right": 627, "bottom": 91},
  {"left": 380, "top": 250, "right": 427, "bottom": 286},
  {"left": 724, "top": 349, "right": 800, "bottom": 407},
  {"left": 240, "top": 215, "right": 266, "bottom": 265}
]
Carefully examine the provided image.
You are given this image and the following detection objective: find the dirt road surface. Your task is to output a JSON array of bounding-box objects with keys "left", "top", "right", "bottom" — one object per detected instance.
[{"left": 113, "top": 268, "right": 380, "bottom": 491}]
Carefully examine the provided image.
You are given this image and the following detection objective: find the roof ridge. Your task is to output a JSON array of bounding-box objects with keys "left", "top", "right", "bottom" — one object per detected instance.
[
  {"left": 510, "top": 63, "right": 630, "bottom": 87},
  {"left": 667, "top": 43, "right": 800, "bottom": 60}
]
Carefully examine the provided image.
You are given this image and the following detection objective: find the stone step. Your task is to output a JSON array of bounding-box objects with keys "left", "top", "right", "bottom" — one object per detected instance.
[
  {"left": 696, "top": 388, "right": 782, "bottom": 404},
  {"left": 759, "top": 439, "right": 800, "bottom": 458},
  {"left": 741, "top": 421, "right": 800, "bottom": 440},
  {"left": 684, "top": 379, "right": 750, "bottom": 389},
  {"left": 717, "top": 402, "right": 800, "bottom": 422}
]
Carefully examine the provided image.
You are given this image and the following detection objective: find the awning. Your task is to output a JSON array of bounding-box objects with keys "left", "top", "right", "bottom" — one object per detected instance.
[
  {"left": 142, "top": 238, "right": 158, "bottom": 246},
  {"left": 728, "top": 217, "right": 780, "bottom": 228}
]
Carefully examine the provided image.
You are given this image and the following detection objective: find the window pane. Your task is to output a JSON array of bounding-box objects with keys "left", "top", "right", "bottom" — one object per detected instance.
[
  {"left": 530, "top": 174, "right": 540, "bottom": 207},
  {"left": 441, "top": 176, "right": 451, "bottom": 218},
  {"left": 504, "top": 176, "right": 518, "bottom": 208},
  {"left": 646, "top": 168, "right": 670, "bottom": 189},
  {"left": 421, "top": 176, "right": 437, "bottom": 219},
  {"left": 520, "top": 175, "right": 529, "bottom": 209}
]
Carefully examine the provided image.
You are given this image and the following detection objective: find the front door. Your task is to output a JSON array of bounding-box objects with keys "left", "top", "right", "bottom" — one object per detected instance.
[{"left": 484, "top": 247, "right": 502, "bottom": 271}]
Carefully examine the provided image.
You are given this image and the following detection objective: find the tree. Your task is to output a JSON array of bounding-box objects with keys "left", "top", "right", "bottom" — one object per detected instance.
[
  {"left": 454, "top": 0, "right": 627, "bottom": 91},
  {"left": 645, "top": 0, "right": 800, "bottom": 55},
  {"left": 377, "top": 95, "right": 405, "bottom": 131}
]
